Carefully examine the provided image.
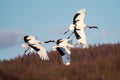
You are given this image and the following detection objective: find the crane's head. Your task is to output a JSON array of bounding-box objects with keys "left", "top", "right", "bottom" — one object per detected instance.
[
  {"left": 24, "top": 35, "right": 36, "bottom": 43},
  {"left": 56, "top": 39, "right": 63, "bottom": 45}
]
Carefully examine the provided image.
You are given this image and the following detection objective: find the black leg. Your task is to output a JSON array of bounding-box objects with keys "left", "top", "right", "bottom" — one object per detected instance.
[
  {"left": 27, "top": 52, "right": 31, "bottom": 65},
  {"left": 64, "top": 30, "right": 70, "bottom": 34},
  {"left": 21, "top": 49, "right": 29, "bottom": 62},
  {"left": 67, "top": 32, "right": 74, "bottom": 39}
]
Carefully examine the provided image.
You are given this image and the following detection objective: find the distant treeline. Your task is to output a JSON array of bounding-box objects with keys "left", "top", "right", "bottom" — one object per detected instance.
[{"left": 0, "top": 43, "right": 120, "bottom": 80}]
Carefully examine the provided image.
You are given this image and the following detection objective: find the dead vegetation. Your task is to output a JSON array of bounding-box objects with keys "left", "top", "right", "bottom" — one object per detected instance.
[{"left": 0, "top": 43, "right": 120, "bottom": 80}]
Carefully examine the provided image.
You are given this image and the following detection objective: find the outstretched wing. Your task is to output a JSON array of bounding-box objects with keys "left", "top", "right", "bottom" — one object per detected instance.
[
  {"left": 21, "top": 43, "right": 34, "bottom": 53},
  {"left": 23, "top": 35, "right": 49, "bottom": 60},
  {"left": 73, "top": 8, "right": 86, "bottom": 24},
  {"left": 37, "top": 45, "right": 49, "bottom": 60},
  {"left": 56, "top": 47, "right": 70, "bottom": 66},
  {"left": 25, "top": 35, "right": 42, "bottom": 44},
  {"left": 60, "top": 39, "right": 74, "bottom": 48}
]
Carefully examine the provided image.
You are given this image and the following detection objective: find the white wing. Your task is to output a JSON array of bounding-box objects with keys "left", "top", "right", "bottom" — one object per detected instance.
[
  {"left": 62, "top": 53, "right": 70, "bottom": 66},
  {"left": 23, "top": 35, "right": 49, "bottom": 60},
  {"left": 75, "top": 8, "right": 86, "bottom": 22},
  {"left": 21, "top": 43, "right": 29, "bottom": 48},
  {"left": 59, "top": 39, "right": 74, "bottom": 48},
  {"left": 56, "top": 47, "right": 70, "bottom": 66},
  {"left": 37, "top": 44, "right": 49, "bottom": 60},
  {"left": 21, "top": 43, "right": 34, "bottom": 52},
  {"left": 28, "top": 38, "right": 40, "bottom": 44},
  {"left": 26, "top": 35, "right": 43, "bottom": 44},
  {"left": 73, "top": 8, "right": 86, "bottom": 28}
]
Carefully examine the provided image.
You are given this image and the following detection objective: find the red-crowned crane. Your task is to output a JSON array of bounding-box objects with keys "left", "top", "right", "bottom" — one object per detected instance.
[
  {"left": 52, "top": 38, "right": 74, "bottom": 66},
  {"left": 64, "top": 8, "right": 98, "bottom": 48},
  {"left": 21, "top": 35, "right": 50, "bottom": 60}
]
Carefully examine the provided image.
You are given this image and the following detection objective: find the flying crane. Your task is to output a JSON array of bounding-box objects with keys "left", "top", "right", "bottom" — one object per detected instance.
[
  {"left": 21, "top": 35, "right": 50, "bottom": 60},
  {"left": 64, "top": 8, "right": 98, "bottom": 48},
  {"left": 52, "top": 38, "right": 74, "bottom": 66}
]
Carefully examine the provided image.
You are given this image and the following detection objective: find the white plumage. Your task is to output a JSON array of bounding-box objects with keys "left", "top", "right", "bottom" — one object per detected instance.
[
  {"left": 68, "top": 8, "right": 87, "bottom": 48},
  {"left": 67, "top": 8, "right": 98, "bottom": 48},
  {"left": 52, "top": 39, "right": 74, "bottom": 66},
  {"left": 21, "top": 35, "right": 49, "bottom": 60}
]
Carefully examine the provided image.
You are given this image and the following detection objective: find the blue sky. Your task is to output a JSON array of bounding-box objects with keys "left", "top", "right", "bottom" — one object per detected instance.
[{"left": 0, "top": 0, "right": 120, "bottom": 60}]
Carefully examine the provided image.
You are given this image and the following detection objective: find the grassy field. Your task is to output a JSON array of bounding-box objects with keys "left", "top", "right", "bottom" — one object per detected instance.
[{"left": 0, "top": 43, "right": 120, "bottom": 80}]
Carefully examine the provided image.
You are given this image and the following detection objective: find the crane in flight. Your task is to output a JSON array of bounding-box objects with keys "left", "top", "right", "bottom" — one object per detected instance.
[
  {"left": 52, "top": 38, "right": 74, "bottom": 66},
  {"left": 21, "top": 35, "right": 51, "bottom": 60},
  {"left": 64, "top": 8, "right": 98, "bottom": 48}
]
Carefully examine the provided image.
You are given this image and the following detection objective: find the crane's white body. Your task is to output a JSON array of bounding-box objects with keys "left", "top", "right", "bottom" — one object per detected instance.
[
  {"left": 53, "top": 39, "right": 74, "bottom": 65},
  {"left": 21, "top": 35, "right": 49, "bottom": 60},
  {"left": 69, "top": 8, "right": 87, "bottom": 48}
]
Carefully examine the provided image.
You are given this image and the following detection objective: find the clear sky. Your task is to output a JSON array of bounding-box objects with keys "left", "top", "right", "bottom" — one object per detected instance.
[{"left": 0, "top": 0, "right": 120, "bottom": 60}]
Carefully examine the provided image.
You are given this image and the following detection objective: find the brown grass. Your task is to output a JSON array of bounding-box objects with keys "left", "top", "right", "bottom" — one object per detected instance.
[{"left": 0, "top": 43, "right": 120, "bottom": 80}]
